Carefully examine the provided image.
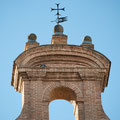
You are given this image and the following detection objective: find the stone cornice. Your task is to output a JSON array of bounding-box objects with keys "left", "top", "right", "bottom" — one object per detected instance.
[{"left": 12, "top": 67, "right": 108, "bottom": 92}]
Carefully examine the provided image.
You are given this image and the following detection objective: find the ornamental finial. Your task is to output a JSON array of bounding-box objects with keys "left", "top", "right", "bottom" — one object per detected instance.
[{"left": 51, "top": 3, "right": 67, "bottom": 25}]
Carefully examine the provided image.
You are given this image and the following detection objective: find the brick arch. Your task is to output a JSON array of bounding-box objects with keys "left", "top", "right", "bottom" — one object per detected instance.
[
  {"left": 25, "top": 54, "right": 98, "bottom": 68},
  {"left": 42, "top": 82, "right": 83, "bottom": 102},
  {"left": 14, "top": 45, "right": 110, "bottom": 69},
  {"left": 20, "top": 51, "right": 104, "bottom": 68}
]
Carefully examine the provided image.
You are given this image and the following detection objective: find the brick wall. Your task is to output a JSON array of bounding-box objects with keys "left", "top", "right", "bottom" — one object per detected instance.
[{"left": 12, "top": 45, "right": 110, "bottom": 120}]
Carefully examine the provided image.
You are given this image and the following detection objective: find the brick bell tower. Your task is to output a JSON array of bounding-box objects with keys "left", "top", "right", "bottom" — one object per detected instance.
[{"left": 11, "top": 4, "right": 111, "bottom": 120}]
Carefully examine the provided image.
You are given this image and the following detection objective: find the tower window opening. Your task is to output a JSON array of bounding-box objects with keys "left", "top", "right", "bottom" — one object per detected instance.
[{"left": 49, "top": 100, "right": 75, "bottom": 120}]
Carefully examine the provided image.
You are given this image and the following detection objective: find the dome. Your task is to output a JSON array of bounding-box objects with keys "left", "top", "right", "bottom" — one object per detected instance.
[
  {"left": 53, "top": 25, "right": 64, "bottom": 34},
  {"left": 82, "top": 36, "right": 92, "bottom": 44},
  {"left": 28, "top": 33, "right": 37, "bottom": 41}
]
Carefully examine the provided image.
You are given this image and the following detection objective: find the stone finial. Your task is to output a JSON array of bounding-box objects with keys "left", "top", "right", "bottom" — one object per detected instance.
[
  {"left": 53, "top": 25, "right": 64, "bottom": 35},
  {"left": 80, "top": 35, "right": 94, "bottom": 49},
  {"left": 51, "top": 25, "right": 67, "bottom": 44},
  {"left": 82, "top": 36, "right": 92, "bottom": 44},
  {"left": 25, "top": 33, "right": 39, "bottom": 51},
  {"left": 28, "top": 33, "right": 37, "bottom": 41}
]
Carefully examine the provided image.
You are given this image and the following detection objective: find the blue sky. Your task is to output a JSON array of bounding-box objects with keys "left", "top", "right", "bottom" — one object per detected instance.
[{"left": 0, "top": 0, "right": 120, "bottom": 120}]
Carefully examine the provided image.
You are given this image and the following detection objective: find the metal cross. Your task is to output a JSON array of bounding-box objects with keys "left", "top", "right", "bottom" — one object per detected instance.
[{"left": 51, "top": 3, "right": 67, "bottom": 25}]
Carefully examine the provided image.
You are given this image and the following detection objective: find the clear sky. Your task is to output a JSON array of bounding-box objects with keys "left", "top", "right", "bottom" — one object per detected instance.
[{"left": 0, "top": 0, "right": 120, "bottom": 120}]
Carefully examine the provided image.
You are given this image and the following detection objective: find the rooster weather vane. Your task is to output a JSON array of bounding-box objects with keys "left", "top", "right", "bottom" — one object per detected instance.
[{"left": 51, "top": 3, "right": 67, "bottom": 25}]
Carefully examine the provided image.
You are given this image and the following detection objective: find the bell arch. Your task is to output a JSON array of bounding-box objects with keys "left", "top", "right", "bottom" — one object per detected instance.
[
  {"left": 42, "top": 82, "right": 83, "bottom": 102},
  {"left": 42, "top": 82, "right": 84, "bottom": 120},
  {"left": 49, "top": 87, "right": 76, "bottom": 102}
]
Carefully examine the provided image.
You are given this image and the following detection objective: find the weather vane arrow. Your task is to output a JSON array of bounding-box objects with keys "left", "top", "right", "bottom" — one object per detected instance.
[{"left": 51, "top": 3, "right": 67, "bottom": 25}]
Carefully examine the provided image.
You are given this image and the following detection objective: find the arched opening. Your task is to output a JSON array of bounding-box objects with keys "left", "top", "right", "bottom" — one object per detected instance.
[
  {"left": 49, "top": 100, "right": 75, "bottom": 120},
  {"left": 49, "top": 87, "right": 76, "bottom": 102},
  {"left": 48, "top": 86, "right": 78, "bottom": 120}
]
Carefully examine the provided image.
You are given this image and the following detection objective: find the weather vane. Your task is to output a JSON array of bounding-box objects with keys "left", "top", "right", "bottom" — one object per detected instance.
[{"left": 51, "top": 3, "right": 67, "bottom": 25}]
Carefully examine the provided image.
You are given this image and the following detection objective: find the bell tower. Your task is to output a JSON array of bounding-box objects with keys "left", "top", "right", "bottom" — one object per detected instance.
[{"left": 11, "top": 4, "right": 111, "bottom": 120}]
